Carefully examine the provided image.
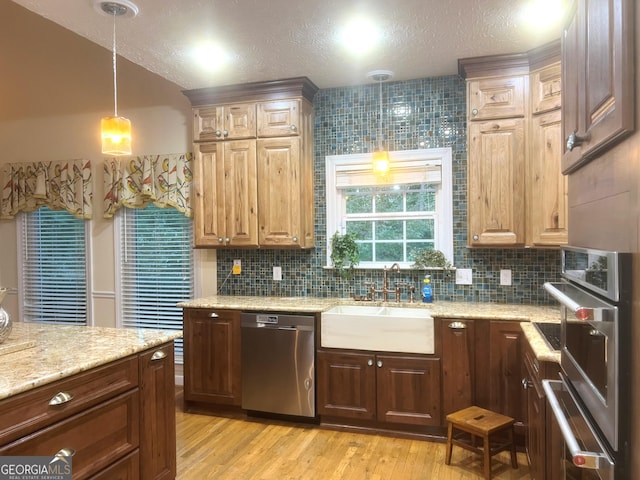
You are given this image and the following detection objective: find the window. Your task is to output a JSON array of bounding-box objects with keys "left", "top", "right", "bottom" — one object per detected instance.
[
  {"left": 19, "top": 207, "right": 88, "bottom": 325},
  {"left": 325, "top": 149, "right": 453, "bottom": 268},
  {"left": 117, "top": 204, "right": 193, "bottom": 358}
]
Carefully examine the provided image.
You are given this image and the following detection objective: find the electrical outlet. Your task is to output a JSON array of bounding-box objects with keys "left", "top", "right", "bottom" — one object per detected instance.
[
  {"left": 273, "top": 266, "right": 282, "bottom": 281},
  {"left": 455, "top": 268, "right": 473, "bottom": 285},
  {"left": 500, "top": 269, "right": 512, "bottom": 286}
]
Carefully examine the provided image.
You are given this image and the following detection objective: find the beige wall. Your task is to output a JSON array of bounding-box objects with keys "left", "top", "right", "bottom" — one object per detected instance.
[{"left": 0, "top": 1, "right": 216, "bottom": 327}]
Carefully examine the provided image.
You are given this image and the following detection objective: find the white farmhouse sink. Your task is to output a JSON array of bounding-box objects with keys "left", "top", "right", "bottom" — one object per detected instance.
[{"left": 321, "top": 305, "right": 434, "bottom": 354}]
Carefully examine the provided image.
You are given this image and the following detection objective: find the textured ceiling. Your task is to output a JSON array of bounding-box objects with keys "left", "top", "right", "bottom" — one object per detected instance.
[{"left": 10, "top": 0, "right": 565, "bottom": 90}]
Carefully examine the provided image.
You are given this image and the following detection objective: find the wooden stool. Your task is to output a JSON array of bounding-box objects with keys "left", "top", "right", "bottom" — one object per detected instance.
[{"left": 445, "top": 406, "right": 518, "bottom": 480}]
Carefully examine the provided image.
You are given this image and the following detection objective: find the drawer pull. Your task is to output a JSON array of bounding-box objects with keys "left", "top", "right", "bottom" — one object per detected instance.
[
  {"left": 151, "top": 350, "right": 167, "bottom": 361},
  {"left": 448, "top": 321, "right": 467, "bottom": 330},
  {"left": 55, "top": 447, "right": 76, "bottom": 458},
  {"left": 208, "top": 312, "right": 219, "bottom": 318},
  {"left": 49, "top": 391, "right": 74, "bottom": 406}
]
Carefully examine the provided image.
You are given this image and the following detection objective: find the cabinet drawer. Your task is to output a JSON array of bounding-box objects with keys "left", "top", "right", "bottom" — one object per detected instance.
[
  {"left": 0, "top": 356, "right": 138, "bottom": 445},
  {"left": 88, "top": 450, "right": 139, "bottom": 480},
  {"left": 0, "top": 390, "right": 140, "bottom": 480}
]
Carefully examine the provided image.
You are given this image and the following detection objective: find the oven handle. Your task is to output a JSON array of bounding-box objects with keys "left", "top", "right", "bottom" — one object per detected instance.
[
  {"left": 544, "top": 282, "right": 582, "bottom": 312},
  {"left": 542, "top": 379, "right": 614, "bottom": 470}
]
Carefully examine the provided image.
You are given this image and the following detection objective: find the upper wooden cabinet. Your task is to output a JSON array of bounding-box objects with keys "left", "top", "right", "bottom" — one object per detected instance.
[
  {"left": 530, "top": 63, "right": 561, "bottom": 115},
  {"left": 561, "top": 0, "right": 635, "bottom": 173},
  {"left": 193, "top": 103, "right": 257, "bottom": 142},
  {"left": 185, "top": 77, "right": 318, "bottom": 249},
  {"left": 467, "top": 117, "right": 526, "bottom": 246},
  {"left": 460, "top": 42, "right": 566, "bottom": 248},
  {"left": 193, "top": 141, "right": 258, "bottom": 247},
  {"left": 467, "top": 76, "right": 526, "bottom": 120}
]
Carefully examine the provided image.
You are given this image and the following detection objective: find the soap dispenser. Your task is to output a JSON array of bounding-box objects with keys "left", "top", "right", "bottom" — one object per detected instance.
[{"left": 421, "top": 275, "right": 433, "bottom": 303}]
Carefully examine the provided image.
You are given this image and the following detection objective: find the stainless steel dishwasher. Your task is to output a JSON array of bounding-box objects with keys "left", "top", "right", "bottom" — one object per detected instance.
[{"left": 241, "top": 312, "right": 315, "bottom": 417}]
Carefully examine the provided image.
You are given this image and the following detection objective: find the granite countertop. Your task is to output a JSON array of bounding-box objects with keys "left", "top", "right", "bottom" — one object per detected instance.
[
  {"left": 178, "top": 295, "right": 561, "bottom": 322},
  {"left": 179, "top": 295, "right": 562, "bottom": 362},
  {"left": 0, "top": 322, "right": 182, "bottom": 401}
]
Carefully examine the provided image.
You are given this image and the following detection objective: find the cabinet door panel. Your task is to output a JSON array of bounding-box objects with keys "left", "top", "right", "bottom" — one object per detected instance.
[
  {"left": 184, "top": 310, "right": 241, "bottom": 405},
  {"left": 561, "top": 0, "right": 635, "bottom": 173},
  {"left": 441, "top": 319, "right": 475, "bottom": 416},
  {"left": 257, "top": 100, "right": 300, "bottom": 137},
  {"left": 376, "top": 355, "right": 441, "bottom": 426},
  {"left": 194, "top": 142, "right": 225, "bottom": 246},
  {"left": 139, "top": 344, "right": 176, "bottom": 480},
  {"left": 531, "top": 64, "right": 561, "bottom": 115},
  {"left": 316, "top": 350, "right": 376, "bottom": 420},
  {"left": 488, "top": 322, "right": 524, "bottom": 424},
  {"left": 194, "top": 106, "right": 224, "bottom": 142},
  {"left": 529, "top": 110, "right": 567, "bottom": 246},
  {"left": 225, "top": 104, "right": 256, "bottom": 139},
  {"left": 257, "top": 137, "right": 302, "bottom": 246},
  {"left": 468, "top": 118, "right": 526, "bottom": 246},
  {"left": 468, "top": 77, "right": 526, "bottom": 120},
  {"left": 224, "top": 140, "right": 258, "bottom": 247}
]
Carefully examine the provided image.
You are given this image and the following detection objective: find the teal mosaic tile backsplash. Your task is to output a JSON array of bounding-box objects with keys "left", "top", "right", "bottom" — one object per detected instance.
[{"left": 216, "top": 75, "right": 560, "bottom": 304}]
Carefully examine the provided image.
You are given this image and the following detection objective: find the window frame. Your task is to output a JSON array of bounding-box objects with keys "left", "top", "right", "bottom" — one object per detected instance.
[
  {"left": 325, "top": 148, "right": 453, "bottom": 269},
  {"left": 16, "top": 208, "right": 92, "bottom": 325},
  {"left": 114, "top": 204, "right": 194, "bottom": 362}
]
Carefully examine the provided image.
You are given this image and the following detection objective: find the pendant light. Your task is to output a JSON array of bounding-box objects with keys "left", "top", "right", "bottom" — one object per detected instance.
[
  {"left": 96, "top": 1, "right": 139, "bottom": 155},
  {"left": 367, "top": 70, "right": 393, "bottom": 175}
]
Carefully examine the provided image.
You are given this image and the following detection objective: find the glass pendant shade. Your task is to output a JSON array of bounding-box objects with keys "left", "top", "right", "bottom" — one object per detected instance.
[
  {"left": 101, "top": 115, "right": 132, "bottom": 155},
  {"left": 372, "top": 150, "right": 390, "bottom": 175}
]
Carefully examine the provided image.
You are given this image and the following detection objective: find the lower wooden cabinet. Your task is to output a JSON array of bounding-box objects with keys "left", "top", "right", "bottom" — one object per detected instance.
[
  {"left": 522, "top": 338, "right": 560, "bottom": 480},
  {"left": 183, "top": 308, "right": 242, "bottom": 406},
  {"left": 0, "top": 341, "right": 177, "bottom": 480},
  {"left": 317, "top": 349, "right": 441, "bottom": 427},
  {"left": 139, "top": 343, "right": 177, "bottom": 480},
  {"left": 440, "top": 318, "right": 475, "bottom": 416}
]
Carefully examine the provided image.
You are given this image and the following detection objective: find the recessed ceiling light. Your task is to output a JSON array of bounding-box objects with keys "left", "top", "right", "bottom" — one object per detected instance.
[
  {"left": 521, "top": 0, "right": 566, "bottom": 27},
  {"left": 192, "top": 43, "right": 232, "bottom": 71},
  {"left": 338, "top": 17, "right": 381, "bottom": 54}
]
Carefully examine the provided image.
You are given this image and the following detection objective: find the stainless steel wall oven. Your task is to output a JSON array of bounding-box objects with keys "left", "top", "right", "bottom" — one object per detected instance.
[{"left": 544, "top": 246, "right": 632, "bottom": 480}]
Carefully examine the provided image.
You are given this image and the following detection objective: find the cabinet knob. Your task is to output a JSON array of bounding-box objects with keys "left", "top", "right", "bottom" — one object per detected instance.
[
  {"left": 225, "top": 237, "right": 231, "bottom": 244},
  {"left": 215, "top": 130, "right": 222, "bottom": 137},
  {"left": 55, "top": 448, "right": 76, "bottom": 458},
  {"left": 566, "top": 131, "right": 588, "bottom": 151},
  {"left": 472, "top": 234, "right": 479, "bottom": 241},
  {"left": 292, "top": 236, "right": 298, "bottom": 243},
  {"left": 367, "top": 359, "right": 373, "bottom": 366},
  {"left": 49, "top": 391, "right": 74, "bottom": 406},
  {"left": 218, "top": 237, "right": 224, "bottom": 243},
  {"left": 471, "top": 108, "right": 478, "bottom": 116},
  {"left": 377, "top": 360, "right": 383, "bottom": 368},
  {"left": 448, "top": 321, "right": 467, "bottom": 330},
  {"left": 223, "top": 130, "right": 229, "bottom": 137},
  {"left": 521, "top": 377, "right": 533, "bottom": 389},
  {"left": 151, "top": 350, "right": 167, "bottom": 361},
  {"left": 290, "top": 125, "right": 297, "bottom": 132},
  {"left": 208, "top": 312, "right": 219, "bottom": 318}
]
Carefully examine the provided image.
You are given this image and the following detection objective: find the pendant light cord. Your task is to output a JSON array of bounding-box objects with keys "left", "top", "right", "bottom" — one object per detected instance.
[{"left": 112, "top": 11, "right": 118, "bottom": 117}]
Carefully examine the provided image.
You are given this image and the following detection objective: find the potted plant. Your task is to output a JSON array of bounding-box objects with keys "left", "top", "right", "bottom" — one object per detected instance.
[
  {"left": 330, "top": 231, "right": 360, "bottom": 279},
  {"left": 411, "top": 248, "right": 453, "bottom": 271}
]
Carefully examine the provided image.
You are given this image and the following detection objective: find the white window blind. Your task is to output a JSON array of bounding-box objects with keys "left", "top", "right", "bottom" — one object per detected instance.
[
  {"left": 21, "top": 207, "right": 88, "bottom": 325},
  {"left": 119, "top": 204, "right": 193, "bottom": 358}
]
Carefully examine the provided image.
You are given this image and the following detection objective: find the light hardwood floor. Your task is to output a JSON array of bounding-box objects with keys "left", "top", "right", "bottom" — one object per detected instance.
[{"left": 175, "top": 393, "right": 530, "bottom": 480}]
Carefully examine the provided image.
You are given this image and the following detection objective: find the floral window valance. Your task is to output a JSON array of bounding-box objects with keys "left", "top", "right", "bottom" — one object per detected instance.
[
  {"left": 0, "top": 159, "right": 92, "bottom": 220},
  {"left": 103, "top": 153, "right": 192, "bottom": 218}
]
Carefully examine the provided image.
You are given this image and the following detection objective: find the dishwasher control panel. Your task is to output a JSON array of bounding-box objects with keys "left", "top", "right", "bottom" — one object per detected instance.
[{"left": 256, "top": 314, "right": 279, "bottom": 325}]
